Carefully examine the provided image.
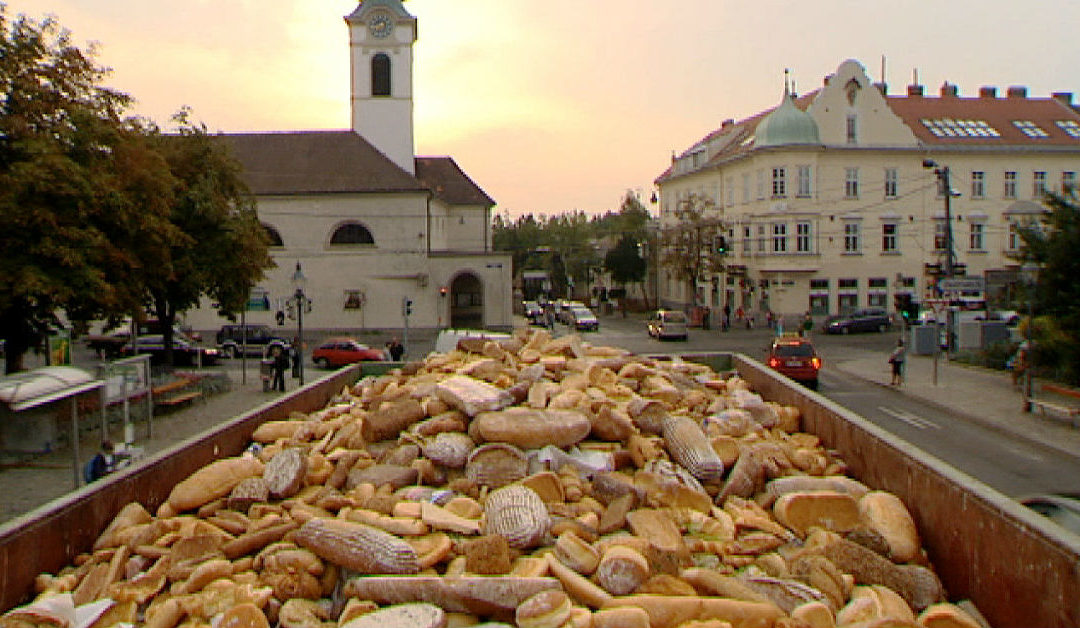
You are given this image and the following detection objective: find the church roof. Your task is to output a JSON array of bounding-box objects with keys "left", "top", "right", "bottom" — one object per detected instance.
[
  {"left": 345, "top": 0, "right": 414, "bottom": 22},
  {"left": 220, "top": 131, "right": 429, "bottom": 196},
  {"left": 415, "top": 157, "right": 496, "bottom": 206},
  {"left": 755, "top": 91, "right": 821, "bottom": 147}
]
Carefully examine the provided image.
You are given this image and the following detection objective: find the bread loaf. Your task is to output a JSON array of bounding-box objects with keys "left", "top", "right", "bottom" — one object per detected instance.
[
  {"left": 858, "top": 491, "right": 920, "bottom": 563},
  {"left": 602, "top": 595, "right": 785, "bottom": 628},
  {"left": 470, "top": 407, "right": 591, "bottom": 449},
  {"left": 483, "top": 485, "right": 550, "bottom": 549},
  {"left": 339, "top": 603, "right": 447, "bottom": 628},
  {"left": 515, "top": 590, "right": 571, "bottom": 628},
  {"left": 773, "top": 490, "right": 862, "bottom": 537},
  {"left": 166, "top": 456, "right": 265, "bottom": 512},
  {"left": 294, "top": 518, "right": 419, "bottom": 574},
  {"left": 342, "top": 576, "right": 561, "bottom": 621},
  {"left": 596, "top": 546, "right": 650, "bottom": 595}
]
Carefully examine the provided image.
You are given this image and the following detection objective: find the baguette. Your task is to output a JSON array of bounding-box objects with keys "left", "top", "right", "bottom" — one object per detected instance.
[
  {"left": 602, "top": 595, "right": 784, "bottom": 628},
  {"left": 342, "top": 576, "right": 561, "bottom": 621},
  {"left": 167, "top": 456, "right": 265, "bottom": 513}
]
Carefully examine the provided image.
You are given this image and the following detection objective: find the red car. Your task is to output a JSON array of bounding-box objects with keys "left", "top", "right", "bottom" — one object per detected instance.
[
  {"left": 766, "top": 335, "right": 821, "bottom": 390},
  {"left": 311, "top": 337, "right": 387, "bottom": 368}
]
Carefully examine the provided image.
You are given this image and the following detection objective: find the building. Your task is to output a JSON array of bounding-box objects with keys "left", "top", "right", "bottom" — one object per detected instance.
[
  {"left": 184, "top": 0, "right": 511, "bottom": 335},
  {"left": 654, "top": 59, "right": 1080, "bottom": 322}
]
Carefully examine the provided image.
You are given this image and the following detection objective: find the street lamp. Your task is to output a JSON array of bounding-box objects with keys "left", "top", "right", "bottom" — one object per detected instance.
[
  {"left": 291, "top": 262, "right": 309, "bottom": 386},
  {"left": 1021, "top": 261, "right": 1039, "bottom": 411}
]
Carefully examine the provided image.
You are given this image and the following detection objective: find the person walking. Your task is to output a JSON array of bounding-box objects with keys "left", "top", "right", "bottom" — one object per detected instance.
[
  {"left": 722, "top": 304, "right": 731, "bottom": 331},
  {"left": 387, "top": 337, "right": 405, "bottom": 361},
  {"left": 290, "top": 337, "right": 301, "bottom": 378},
  {"left": 271, "top": 344, "right": 289, "bottom": 392},
  {"left": 888, "top": 339, "right": 906, "bottom": 386},
  {"left": 801, "top": 311, "right": 814, "bottom": 338}
]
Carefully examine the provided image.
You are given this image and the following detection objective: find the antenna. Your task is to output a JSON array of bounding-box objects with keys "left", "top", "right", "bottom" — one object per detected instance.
[
  {"left": 784, "top": 68, "right": 791, "bottom": 95},
  {"left": 881, "top": 55, "right": 886, "bottom": 84}
]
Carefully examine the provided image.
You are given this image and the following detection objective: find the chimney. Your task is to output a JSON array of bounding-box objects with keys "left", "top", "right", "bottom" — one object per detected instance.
[
  {"left": 1007, "top": 86, "right": 1028, "bottom": 98},
  {"left": 940, "top": 82, "right": 958, "bottom": 97},
  {"left": 823, "top": 75, "right": 831, "bottom": 86},
  {"left": 874, "top": 82, "right": 887, "bottom": 95},
  {"left": 1052, "top": 92, "right": 1074, "bottom": 105},
  {"left": 721, "top": 119, "right": 734, "bottom": 130},
  {"left": 979, "top": 86, "right": 997, "bottom": 98},
  {"left": 907, "top": 84, "right": 924, "bottom": 97}
]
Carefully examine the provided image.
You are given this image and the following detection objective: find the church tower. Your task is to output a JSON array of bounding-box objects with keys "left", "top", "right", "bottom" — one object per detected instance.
[{"left": 345, "top": 0, "right": 417, "bottom": 174}]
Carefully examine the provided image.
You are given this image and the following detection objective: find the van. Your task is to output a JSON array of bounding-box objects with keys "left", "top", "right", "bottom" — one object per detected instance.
[
  {"left": 647, "top": 310, "right": 688, "bottom": 340},
  {"left": 434, "top": 329, "right": 512, "bottom": 354}
]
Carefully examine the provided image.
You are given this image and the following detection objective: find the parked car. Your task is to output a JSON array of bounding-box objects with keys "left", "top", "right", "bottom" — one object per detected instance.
[
  {"left": 119, "top": 334, "right": 222, "bottom": 367},
  {"left": 522, "top": 301, "right": 545, "bottom": 326},
  {"left": 823, "top": 308, "right": 892, "bottom": 334},
  {"left": 647, "top": 310, "right": 689, "bottom": 341},
  {"left": 216, "top": 324, "right": 290, "bottom": 358},
  {"left": 1019, "top": 494, "right": 1080, "bottom": 536},
  {"left": 766, "top": 334, "right": 821, "bottom": 389},
  {"left": 86, "top": 322, "right": 199, "bottom": 358},
  {"left": 311, "top": 338, "right": 387, "bottom": 368},
  {"left": 557, "top": 301, "right": 586, "bottom": 324},
  {"left": 568, "top": 306, "right": 599, "bottom": 331}
]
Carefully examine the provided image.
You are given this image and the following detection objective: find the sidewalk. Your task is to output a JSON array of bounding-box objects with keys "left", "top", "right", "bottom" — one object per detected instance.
[{"left": 829, "top": 348, "right": 1080, "bottom": 459}]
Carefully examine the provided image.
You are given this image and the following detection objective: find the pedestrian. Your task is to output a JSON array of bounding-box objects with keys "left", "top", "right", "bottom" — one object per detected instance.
[
  {"left": 722, "top": 304, "right": 731, "bottom": 331},
  {"left": 888, "top": 339, "right": 906, "bottom": 386},
  {"left": 290, "top": 337, "right": 301, "bottom": 378},
  {"left": 545, "top": 306, "right": 555, "bottom": 330},
  {"left": 802, "top": 311, "right": 813, "bottom": 338},
  {"left": 387, "top": 337, "right": 405, "bottom": 361},
  {"left": 702, "top": 306, "right": 711, "bottom": 330},
  {"left": 766, "top": 310, "right": 775, "bottom": 330},
  {"left": 271, "top": 344, "right": 289, "bottom": 392},
  {"left": 84, "top": 441, "right": 115, "bottom": 483},
  {"left": 1009, "top": 341, "right": 1029, "bottom": 390}
]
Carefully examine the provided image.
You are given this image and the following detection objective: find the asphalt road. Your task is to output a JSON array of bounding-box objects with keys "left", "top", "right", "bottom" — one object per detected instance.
[{"left": 575, "top": 314, "right": 1080, "bottom": 498}]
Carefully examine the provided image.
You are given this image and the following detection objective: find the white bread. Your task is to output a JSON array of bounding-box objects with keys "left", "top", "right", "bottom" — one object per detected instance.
[
  {"left": 772, "top": 490, "right": 861, "bottom": 537},
  {"left": 859, "top": 491, "right": 921, "bottom": 563},
  {"left": 515, "top": 590, "right": 572, "bottom": 628}
]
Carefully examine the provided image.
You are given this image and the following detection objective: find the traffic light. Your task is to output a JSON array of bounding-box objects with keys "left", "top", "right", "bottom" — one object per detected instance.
[
  {"left": 715, "top": 236, "right": 728, "bottom": 254},
  {"left": 404, "top": 298, "right": 413, "bottom": 317},
  {"left": 894, "top": 294, "right": 916, "bottom": 321}
]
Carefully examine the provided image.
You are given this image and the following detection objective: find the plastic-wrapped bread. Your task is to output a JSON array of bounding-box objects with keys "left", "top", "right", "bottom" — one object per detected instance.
[
  {"left": 294, "top": 518, "right": 419, "bottom": 574},
  {"left": 661, "top": 415, "right": 725, "bottom": 483},
  {"left": 483, "top": 485, "right": 550, "bottom": 549}
]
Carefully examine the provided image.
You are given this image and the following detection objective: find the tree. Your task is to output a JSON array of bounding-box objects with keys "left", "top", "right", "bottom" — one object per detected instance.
[
  {"left": 140, "top": 110, "right": 274, "bottom": 365},
  {"left": 0, "top": 8, "right": 148, "bottom": 371},
  {"left": 660, "top": 193, "right": 727, "bottom": 308},
  {"left": 1016, "top": 191, "right": 1080, "bottom": 382},
  {"left": 604, "top": 234, "right": 647, "bottom": 315}
]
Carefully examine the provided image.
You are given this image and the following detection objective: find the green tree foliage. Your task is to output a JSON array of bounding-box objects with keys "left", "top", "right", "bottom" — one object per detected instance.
[
  {"left": 1017, "top": 191, "right": 1080, "bottom": 382},
  {"left": 604, "top": 235, "right": 647, "bottom": 287},
  {"left": 141, "top": 110, "right": 273, "bottom": 364},
  {"left": 660, "top": 193, "right": 727, "bottom": 307}
]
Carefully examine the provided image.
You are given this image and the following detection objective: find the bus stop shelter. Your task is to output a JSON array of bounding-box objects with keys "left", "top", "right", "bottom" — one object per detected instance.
[{"left": 0, "top": 367, "right": 106, "bottom": 488}]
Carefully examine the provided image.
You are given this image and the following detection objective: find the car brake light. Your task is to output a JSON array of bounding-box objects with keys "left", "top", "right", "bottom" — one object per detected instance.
[
  {"left": 767, "top": 357, "right": 781, "bottom": 368},
  {"left": 811, "top": 357, "right": 822, "bottom": 369}
]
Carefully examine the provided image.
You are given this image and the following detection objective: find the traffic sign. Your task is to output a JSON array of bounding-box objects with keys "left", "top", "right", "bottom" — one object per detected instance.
[{"left": 938, "top": 277, "right": 984, "bottom": 292}]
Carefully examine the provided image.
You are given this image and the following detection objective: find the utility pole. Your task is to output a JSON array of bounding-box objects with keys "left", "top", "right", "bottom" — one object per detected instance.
[{"left": 923, "top": 159, "right": 957, "bottom": 354}]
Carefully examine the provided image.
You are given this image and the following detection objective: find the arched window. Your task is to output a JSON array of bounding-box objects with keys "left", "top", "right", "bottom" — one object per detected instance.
[
  {"left": 262, "top": 224, "right": 284, "bottom": 247},
  {"left": 330, "top": 223, "right": 375, "bottom": 245},
  {"left": 371, "top": 53, "right": 391, "bottom": 97}
]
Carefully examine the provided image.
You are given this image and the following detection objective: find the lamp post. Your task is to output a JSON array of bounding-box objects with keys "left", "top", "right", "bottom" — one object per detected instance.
[
  {"left": 1021, "top": 261, "right": 1039, "bottom": 411},
  {"left": 291, "top": 262, "right": 309, "bottom": 386}
]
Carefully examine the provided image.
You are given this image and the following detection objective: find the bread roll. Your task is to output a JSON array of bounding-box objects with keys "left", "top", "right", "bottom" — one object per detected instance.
[
  {"left": 916, "top": 603, "right": 983, "bottom": 628},
  {"left": 592, "top": 606, "right": 650, "bottom": 628},
  {"left": 858, "top": 491, "right": 920, "bottom": 563},
  {"left": 596, "top": 546, "right": 650, "bottom": 595},
  {"left": 772, "top": 490, "right": 861, "bottom": 537},
  {"left": 515, "top": 590, "right": 571, "bottom": 628}
]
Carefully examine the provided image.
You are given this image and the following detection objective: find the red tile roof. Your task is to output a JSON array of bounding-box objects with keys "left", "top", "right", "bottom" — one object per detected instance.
[{"left": 888, "top": 95, "right": 1080, "bottom": 146}]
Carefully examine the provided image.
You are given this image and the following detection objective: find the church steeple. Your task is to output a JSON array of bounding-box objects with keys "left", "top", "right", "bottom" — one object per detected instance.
[{"left": 345, "top": 0, "right": 418, "bottom": 174}]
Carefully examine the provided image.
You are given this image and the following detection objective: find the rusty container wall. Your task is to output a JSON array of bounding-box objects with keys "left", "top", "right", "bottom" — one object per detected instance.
[
  {"left": 731, "top": 353, "right": 1080, "bottom": 628},
  {"left": 0, "top": 365, "right": 362, "bottom": 612}
]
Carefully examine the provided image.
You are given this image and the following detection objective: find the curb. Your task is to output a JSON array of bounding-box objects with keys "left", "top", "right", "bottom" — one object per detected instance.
[{"left": 829, "top": 361, "right": 1080, "bottom": 461}]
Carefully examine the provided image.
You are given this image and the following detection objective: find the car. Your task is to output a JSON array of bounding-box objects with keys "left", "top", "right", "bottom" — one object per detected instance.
[
  {"left": 766, "top": 334, "right": 821, "bottom": 389},
  {"left": 557, "top": 300, "right": 586, "bottom": 324},
  {"left": 311, "top": 337, "right": 387, "bottom": 368},
  {"left": 568, "top": 306, "right": 599, "bottom": 331},
  {"left": 119, "top": 334, "right": 222, "bottom": 367},
  {"left": 647, "top": 310, "right": 689, "bottom": 340},
  {"left": 434, "top": 329, "right": 513, "bottom": 354},
  {"left": 1019, "top": 494, "right": 1080, "bottom": 536},
  {"left": 86, "top": 322, "right": 200, "bottom": 358},
  {"left": 216, "top": 324, "right": 290, "bottom": 358},
  {"left": 522, "top": 301, "right": 545, "bottom": 326},
  {"left": 823, "top": 308, "right": 893, "bottom": 334}
]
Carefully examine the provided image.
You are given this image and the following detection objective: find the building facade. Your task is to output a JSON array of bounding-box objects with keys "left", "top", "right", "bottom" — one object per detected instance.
[
  {"left": 655, "top": 59, "right": 1080, "bottom": 322},
  {"left": 184, "top": 0, "right": 511, "bottom": 335}
]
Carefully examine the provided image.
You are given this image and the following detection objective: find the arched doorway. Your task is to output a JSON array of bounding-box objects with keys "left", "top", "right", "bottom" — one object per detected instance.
[{"left": 450, "top": 273, "right": 483, "bottom": 328}]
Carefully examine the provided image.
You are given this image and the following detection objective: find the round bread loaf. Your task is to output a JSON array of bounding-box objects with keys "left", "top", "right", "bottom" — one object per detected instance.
[
  {"left": 515, "top": 590, "right": 571, "bottom": 628},
  {"left": 483, "top": 485, "right": 550, "bottom": 549},
  {"left": 596, "top": 545, "right": 650, "bottom": 595}
]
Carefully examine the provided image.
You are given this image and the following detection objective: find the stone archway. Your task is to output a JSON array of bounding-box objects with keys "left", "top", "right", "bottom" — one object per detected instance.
[{"left": 450, "top": 272, "right": 483, "bottom": 329}]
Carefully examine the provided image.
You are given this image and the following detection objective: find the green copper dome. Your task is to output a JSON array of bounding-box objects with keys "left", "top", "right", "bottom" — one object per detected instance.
[{"left": 756, "top": 92, "right": 820, "bottom": 147}]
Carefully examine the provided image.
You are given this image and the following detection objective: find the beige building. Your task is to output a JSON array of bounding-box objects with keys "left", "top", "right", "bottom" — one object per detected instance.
[
  {"left": 184, "top": 0, "right": 511, "bottom": 336},
  {"left": 655, "top": 59, "right": 1080, "bottom": 322}
]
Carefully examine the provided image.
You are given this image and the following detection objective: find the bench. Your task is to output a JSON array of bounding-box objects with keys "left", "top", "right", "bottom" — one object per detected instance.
[
  {"left": 152, "top": 377, "right": 201, "bottom": 409},
  {"left": 1041, "top": 383, "right": 1080, "bottom": 400},
  {"left": 156, "top": 390, "right": 202, "bottom": 407},
  {"left": 1028, "top": 399, "right": 1080, "bottom": 428}
]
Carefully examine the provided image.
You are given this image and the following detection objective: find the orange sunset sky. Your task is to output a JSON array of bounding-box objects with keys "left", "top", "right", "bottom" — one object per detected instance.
[{"left": 7, "top": 0, "right": 1080, "bottom": 217}]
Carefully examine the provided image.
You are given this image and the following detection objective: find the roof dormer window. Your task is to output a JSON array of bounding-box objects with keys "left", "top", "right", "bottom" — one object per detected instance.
[
  {"left": 1013, "top": 120, "right": 1049, "bottom": 138},
  {"left": 1055, "top": 120, "right": 1080, "bottom": 138}
]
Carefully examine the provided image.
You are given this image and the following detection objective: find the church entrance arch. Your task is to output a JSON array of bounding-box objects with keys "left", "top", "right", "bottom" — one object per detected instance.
[{"left": 449, "top": 272, "right": 483, "bottom": 329}]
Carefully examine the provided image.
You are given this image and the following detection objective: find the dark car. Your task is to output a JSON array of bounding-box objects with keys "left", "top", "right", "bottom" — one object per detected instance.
[
  {"left": 568, "top": 306, "right": 599, "bottom": 331},
  {"left": 1019, "top": 494, "right": 1080, "bottom": 536},
  {"left": 311, "top": 338, "right": 387, "bottom": 368},
  {"left": 216, "top": 324, "right": 289, "bottom": 358},
  {"left": 823, "top": 308, "right": 893, "bottom": 334},
  {"left": 120, "top": 334, "right": 222, "bottom": 367},
  {"left": 766, "top": 334, "right": 821, "bottom": 389}
]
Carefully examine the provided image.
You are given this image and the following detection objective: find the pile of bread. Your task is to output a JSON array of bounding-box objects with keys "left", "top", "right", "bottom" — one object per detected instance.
[{"left": 4, "top": 329, "right": 988, "bottom": 628}]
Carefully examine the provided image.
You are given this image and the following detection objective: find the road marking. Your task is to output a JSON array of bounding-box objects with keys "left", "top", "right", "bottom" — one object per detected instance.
[{"left": 878, "top": 406, "right": 941, "bottom": 430}]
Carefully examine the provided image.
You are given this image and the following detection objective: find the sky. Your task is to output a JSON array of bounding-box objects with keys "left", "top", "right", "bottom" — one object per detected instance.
[{"left": 7, "top": 0, "right": 1080, "bottom": 218}]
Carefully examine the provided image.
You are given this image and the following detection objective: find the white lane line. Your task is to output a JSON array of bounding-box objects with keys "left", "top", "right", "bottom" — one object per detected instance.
[{"left": 878, "top": 406, "right": 941, "bottom": 430}]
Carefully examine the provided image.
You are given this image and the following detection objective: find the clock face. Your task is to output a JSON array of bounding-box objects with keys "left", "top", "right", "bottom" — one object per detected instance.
[{"left": 368, "top": 13, "right": 393, "bottom": 38}]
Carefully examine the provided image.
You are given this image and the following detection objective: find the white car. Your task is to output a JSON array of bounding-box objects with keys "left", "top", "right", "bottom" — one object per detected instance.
[{"left": 647, "top": 310, "right": 688, "bottom": 341}]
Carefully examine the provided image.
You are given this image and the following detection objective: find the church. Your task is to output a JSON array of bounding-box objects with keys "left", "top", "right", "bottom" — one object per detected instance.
[{"left": 184, "top": 0, "right": 511, "bottom": 335}]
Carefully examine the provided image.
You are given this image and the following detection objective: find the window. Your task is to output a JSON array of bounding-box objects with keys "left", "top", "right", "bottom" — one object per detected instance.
[
  {"left": 1056, "top": 120, "right": 1080, "bottom": 138},
  {"left": 843, "top": 222, "right": 861, "bottom": 253},
  {"left": 868, "top": 279, "right": 888, "bottom": 307},
  {"left": 1063, "top": 171, "right": 1077, "bottom": 194},
  {"left": 810, "top": 279, "right": 829, "bottom": 290},
  {"left": 262, "top": 224, "right": 284, "bottom": 247},
  {"left": 920, "top": 118, "right": 1001, "bottom": 138},
  {"left": 1013, "top": 120, "right": 1049, "bottom": 138},
  {"left": 726, "top": 177, "right": 735, "bottom": 207},
  {"left": 868, "top": 293, "right": 887, "bottom": 307},
  {"left": 741, "top": 225, "right": 751, "bottom": 253},
  {"left": 884, "top": 168, "right": 898, "bottom": 198},
  {"left": 969, "top": 222, "right": 985, "bottom": 250},
  {"left": 809, "top": 293, "right": 829, "bottom": 316},
  {"left": 343, "top": 290, "right": 365, "bottom": 310},
  {"left": 933, "top": 219, "right": 947, "bottom": 251},
  {"left": 845, "top": 168, "right": 859, "bottom": 198},
  {"left": 882, "top": 223, "right": 898, "bottom": 252},
  {"left": 795, "top": 222, "right": 811, "bottom": 252},
  {"left": 797, "top": 165, "right": 812, "bottom": 197},
  {"left": 1007, "top": 221, "right": 1020, "bottom": 251},
  {"left": 971, "top": 171, "right": 985, "bottom": 198},
  {"left": 371, "top": 53, "right": 391, "bottom": 96},
  {"left": 772, "top": 223, "right": 787, "bottom": 252},
  {"left": 771, "top": 167, "right": 787, "bottom": 198},
  {"left": 1004, "top": 171, "right": 1017, "bottom": 199},
  {"left": 757, "top": 225, "right": 766, "bottom": 252},
  {"left": 742, "top": 173, "right": 750, "bottom": 203},
  {"left": 839, "top": 294, "right": 858, "bottom": 313},
  {"left": 1034, "top": 171, "right": 1047, "bottom": 197},
  {"left": 868, "top": 278, "right": 888, "bottom": 289},
  {"left": 756, "top": 170, "right": 765, "bottom": 200},
  {"left": 846, "top": 114, "right": 858, "bottom": 144},
  {"left": 838, "top": 278, "right": 858, "bottom": 289},
  {"left": 330, "top": 222, "right": 375, "bottom": 245}
]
